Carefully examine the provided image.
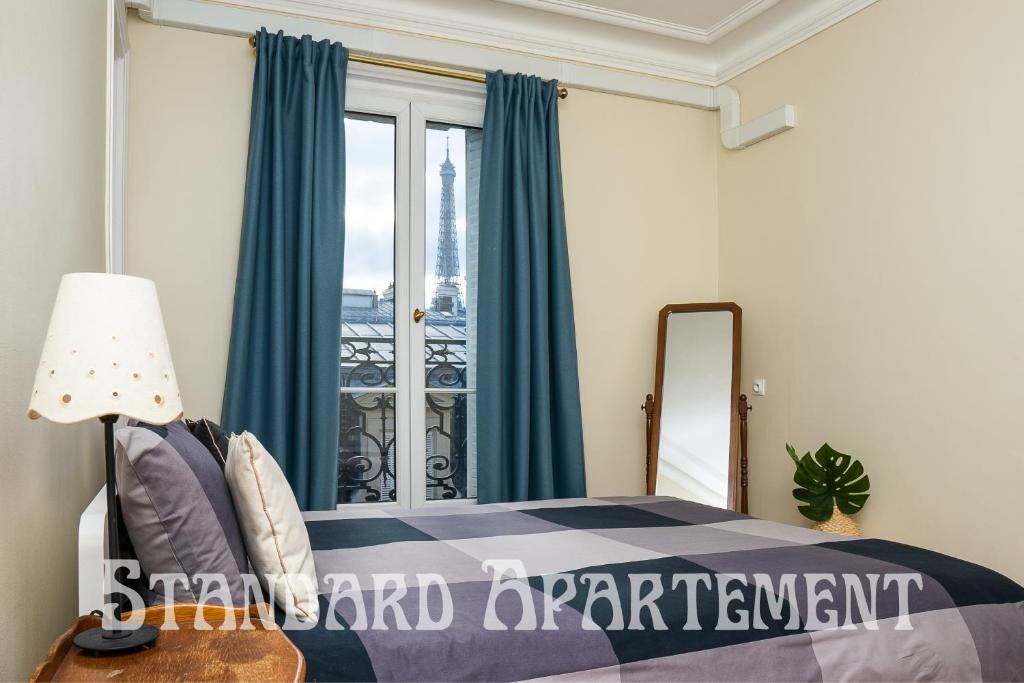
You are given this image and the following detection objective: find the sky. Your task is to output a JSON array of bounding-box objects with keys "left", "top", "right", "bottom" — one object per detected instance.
[{"left": 342, "top": 115, "right": 472, "bottom": 307}]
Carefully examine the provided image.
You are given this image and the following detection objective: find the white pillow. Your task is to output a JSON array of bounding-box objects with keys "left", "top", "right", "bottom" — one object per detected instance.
[{"left": 226, "top": 431, "right": 319, "bottom": 621}]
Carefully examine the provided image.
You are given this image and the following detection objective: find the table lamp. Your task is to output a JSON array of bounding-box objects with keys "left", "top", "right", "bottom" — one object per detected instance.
[{"left": 28, "top": 273, "right": 183, "bottom": 653}]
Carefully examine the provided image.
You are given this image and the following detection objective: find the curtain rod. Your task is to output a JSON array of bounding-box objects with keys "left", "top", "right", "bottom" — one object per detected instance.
[{"left": 247, "top": 35, "right": 568, "bottom": 100}]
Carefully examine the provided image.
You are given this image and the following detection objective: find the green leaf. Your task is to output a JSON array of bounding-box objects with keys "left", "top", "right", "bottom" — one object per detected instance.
[
  {"left": 794, "top": 490, "right": 833, "bottom": 509},
  {"left": 836, "top": 460, "right": 864, "bottom": 485},
  {"left": 793, "top": 468, "right": 826, "bottom": 492},
  {"left": 800, "top": 453, "right": 827, "bottom": 479},
  {"left": 841, "top": 475, "right": 870, "bottom": 494},
  {"left": 809, "top": 491, "right": 834, "bottom": 505},
  {"left": 798, "top": 503, "right": 833, "bottom": 522},
  {"left": 786, "top": 442, "right": 870, "bottom": 519},
  {"left": 792, "top": 488, "right": 819, "bottom": 502},
  {"left": 836, "top": 493, "right": 869, "bottom": 514}
]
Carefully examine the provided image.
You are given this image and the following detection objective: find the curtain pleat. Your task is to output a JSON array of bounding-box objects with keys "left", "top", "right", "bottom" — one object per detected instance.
[
  {"left": 222, "top": 28, "right": 348, "bottom": 511},
  {"left": 476, "top": 71, "right": 587, "bottom": 503}
]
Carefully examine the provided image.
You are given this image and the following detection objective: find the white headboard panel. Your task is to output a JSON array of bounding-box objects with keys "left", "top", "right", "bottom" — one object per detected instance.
[{"left": 79, "top": 487, "right": 108, "bottom": 615}]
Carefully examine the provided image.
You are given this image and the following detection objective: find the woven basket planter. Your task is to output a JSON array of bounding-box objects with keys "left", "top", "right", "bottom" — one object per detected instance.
[{"left": 813, "top": 505, "right": 862, "bottom": 536}]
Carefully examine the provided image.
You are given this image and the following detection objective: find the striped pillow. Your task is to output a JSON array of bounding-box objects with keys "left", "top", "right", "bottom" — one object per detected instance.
[
  {"left": 115, "top": 421, "right": 249, "bottom": 606},
  {"left": 185, "top": 417, "right": 230, "bottom": 470}
]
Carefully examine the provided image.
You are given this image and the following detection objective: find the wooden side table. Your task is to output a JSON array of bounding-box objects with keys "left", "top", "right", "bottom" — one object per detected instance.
[{"left": 31, "top": 604, "right": 305, "bottom": 682}]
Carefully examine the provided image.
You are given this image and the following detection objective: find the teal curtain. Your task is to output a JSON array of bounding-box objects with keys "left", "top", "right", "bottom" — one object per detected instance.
[
  {"left": 222, "top": 28, "right": 347, "bottom": 510},
  {"left": 476, "top": 71, "right": 587, "bottom": 503}
]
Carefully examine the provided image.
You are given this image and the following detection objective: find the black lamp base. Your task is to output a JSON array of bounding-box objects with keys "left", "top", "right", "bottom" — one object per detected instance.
[
  {"left": 73, "top": 624, "right": 160, "bottom": 655},
  {"left": 77, "top": 415, "right": 160, "bottom": 656}
]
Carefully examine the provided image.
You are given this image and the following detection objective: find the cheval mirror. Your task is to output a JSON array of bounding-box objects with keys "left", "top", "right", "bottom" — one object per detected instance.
[{"left": 643, "top": 303, "right": 750, "bottom": 513}]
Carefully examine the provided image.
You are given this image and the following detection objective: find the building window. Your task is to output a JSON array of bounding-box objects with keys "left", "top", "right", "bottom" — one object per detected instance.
[{"left": 337, "top": 76, "right": 483, "bottom": 509}]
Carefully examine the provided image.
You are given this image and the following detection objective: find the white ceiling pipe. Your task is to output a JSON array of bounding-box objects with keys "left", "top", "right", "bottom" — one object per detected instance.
[{"left": 715, "top": 84, "right": 796, "bottom": 150}]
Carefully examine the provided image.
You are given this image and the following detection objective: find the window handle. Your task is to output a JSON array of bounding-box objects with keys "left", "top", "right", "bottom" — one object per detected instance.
[{"left": 413, "top": 308, "right": 426, "bottom": 323}]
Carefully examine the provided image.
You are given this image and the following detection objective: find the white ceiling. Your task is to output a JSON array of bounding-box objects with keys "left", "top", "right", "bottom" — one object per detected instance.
[
  {"left": 365, "top": 0, "right": 879, "bottom": 84},
  {"left": 494, "top": 0, "right": 781, "bottom": 43},
  {"left": 581, "top": 0, "right": 760, "bottom": 30}
]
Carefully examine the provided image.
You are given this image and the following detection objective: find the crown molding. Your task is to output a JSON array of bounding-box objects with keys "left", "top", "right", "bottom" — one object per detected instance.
[
  {"left": 202, "top": 0, "right": 720, "bottom": 84},
  {"left": 132, "top": 0, "right": 876, "bottom": 89},
  {"left": 283, "top": 0, "right": 878, "bottom": 86},
  {"left": 705, "top": 0, "right": 784, "bottom": 43},
  {"left": 130, "top": 0, "right": 718, "bottom": 105},
  {"left": 142, "top": 0, "right": 876, "bottom": 87},
  {"left": 714, "top": 0, "right": 879, "bottom": 83},
  {"left": 491, "top": 0, "right": 781, "bottom": 45}
]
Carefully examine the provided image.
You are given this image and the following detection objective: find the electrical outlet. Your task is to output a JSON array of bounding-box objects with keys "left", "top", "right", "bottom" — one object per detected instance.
[{"left": 752, "top": 378, "right": 766, "bottom": 396}]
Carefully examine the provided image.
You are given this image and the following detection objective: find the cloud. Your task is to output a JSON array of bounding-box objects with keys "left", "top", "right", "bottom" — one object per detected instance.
[{"left": 342, "top": 118, "right": 478, "bottom": 297}]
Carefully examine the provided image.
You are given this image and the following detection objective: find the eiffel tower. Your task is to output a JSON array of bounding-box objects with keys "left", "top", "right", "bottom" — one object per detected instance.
[{"left": 431, "top": 139, "right": 462, "bottom": 314}]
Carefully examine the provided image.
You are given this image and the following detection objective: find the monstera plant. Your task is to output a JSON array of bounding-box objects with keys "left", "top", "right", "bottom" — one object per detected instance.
[{"left": 786, "top": 443, "right": 870, "bottom": 522}]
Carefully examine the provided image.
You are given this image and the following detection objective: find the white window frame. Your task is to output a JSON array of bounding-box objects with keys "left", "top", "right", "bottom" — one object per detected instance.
[{"left": 340, "top": 65, "right": 484, "bottom": 511}]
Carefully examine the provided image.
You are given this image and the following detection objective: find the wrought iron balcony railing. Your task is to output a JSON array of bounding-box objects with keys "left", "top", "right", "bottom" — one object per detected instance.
[{"left": 338, "top": 335, "right": 471, "bottom": 504}]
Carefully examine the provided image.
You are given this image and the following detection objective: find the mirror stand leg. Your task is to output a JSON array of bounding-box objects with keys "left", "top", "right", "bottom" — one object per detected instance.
[
  {"left": 738, "top": 394, "right": 751, "bottom": 514},
  {"left": 643, "top": 394, "right": 655, "bottom": 495}
]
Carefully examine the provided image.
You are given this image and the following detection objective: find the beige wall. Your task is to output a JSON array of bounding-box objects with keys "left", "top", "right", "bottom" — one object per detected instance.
[
  {"left": 0, "top": 1, "right": 107, "bottom": 677},
  {"left": 126, "top": 15, "right": 252, "bottom": 420},
  {"left": 560, "top": 90, "right": 719, "bottom": 494},
  {"left": 717, "top": 0, "right": 1024, "bottom": 582},
  {"left": 124, "top": 16, "right": 721, "bottom": 495}
]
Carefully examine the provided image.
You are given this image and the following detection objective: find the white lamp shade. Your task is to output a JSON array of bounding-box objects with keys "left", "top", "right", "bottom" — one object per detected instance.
[{"left": 27, "top": 273, "right": 184, "bottom": 424}]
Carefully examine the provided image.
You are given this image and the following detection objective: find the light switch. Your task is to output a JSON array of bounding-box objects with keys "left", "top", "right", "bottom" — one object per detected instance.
[{"left": 752, "top": 378, "right": 766, "bottom": 396}]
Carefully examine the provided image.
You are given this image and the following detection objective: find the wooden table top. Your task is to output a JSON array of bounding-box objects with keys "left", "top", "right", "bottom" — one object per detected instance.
[{"left": 31, "top": 604, "right": 305, "bottom": 682}]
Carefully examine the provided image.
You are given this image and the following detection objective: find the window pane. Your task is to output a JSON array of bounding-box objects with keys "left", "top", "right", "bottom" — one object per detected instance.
[
  {"left": 423, "top": 123, "right": 479, "bottom": 390},
  {"left": 424, "top": 123, "right": 480, "bottom": 502},
  {"left": 339, "top": 112, "right": 397, "bottom": 504},
  {"left": 425, "top": 393, "right": 476, "bottom": 500}
]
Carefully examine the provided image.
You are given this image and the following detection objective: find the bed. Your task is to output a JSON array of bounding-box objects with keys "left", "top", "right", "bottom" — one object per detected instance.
[{"left": 279, "top": 496, "right": 1024, "bottom": 682}]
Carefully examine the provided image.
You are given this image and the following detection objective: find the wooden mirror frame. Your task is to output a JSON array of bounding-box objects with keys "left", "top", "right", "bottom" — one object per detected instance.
[{"left": 644, "top": 303, "right": 748, "bottom": 513}]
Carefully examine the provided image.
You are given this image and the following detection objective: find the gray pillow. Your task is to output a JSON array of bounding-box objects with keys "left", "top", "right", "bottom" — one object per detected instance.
[{"left": 115, "top": 421, "right": 249, "bottom": 606}]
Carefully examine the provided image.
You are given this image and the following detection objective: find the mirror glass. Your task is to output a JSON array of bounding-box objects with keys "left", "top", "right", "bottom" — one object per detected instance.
[{"left": 655, "top": 310, "right": 736, "bottom": 508}]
